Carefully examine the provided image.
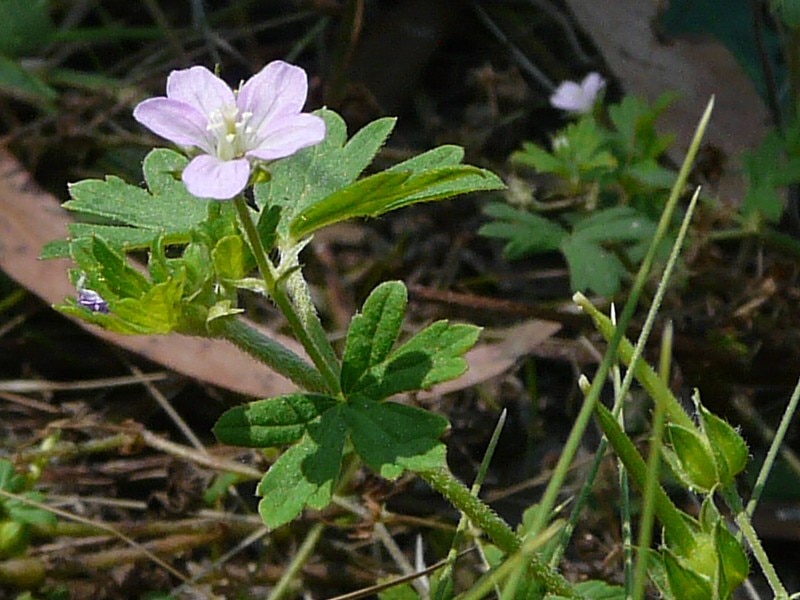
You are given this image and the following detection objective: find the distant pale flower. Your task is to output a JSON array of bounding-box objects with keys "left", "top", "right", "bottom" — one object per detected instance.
[
  {"left": 133, "top": 61, "right": 326, "bottom": 200},
  {"left": 77, "top": 288, "right": 109, "bottom": 313},
  {"left": 549, "top": 72, "right": 606, "bottom": 114}
]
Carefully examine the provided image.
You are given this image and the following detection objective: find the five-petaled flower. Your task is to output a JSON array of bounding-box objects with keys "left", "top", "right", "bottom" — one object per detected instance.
[
  {"left": 133, "top": 61, "right": 326, "bottom": 200},
  {"left": 549, "top": 72, "right": 606, "bottom": 114}
]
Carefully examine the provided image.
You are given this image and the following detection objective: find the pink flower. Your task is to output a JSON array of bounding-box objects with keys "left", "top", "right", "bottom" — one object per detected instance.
[
  {"left": 133, "top": 61, "right": 326, "bottom": 200},
  {"left": 549, "top": 72, "right": 606, "bottom": 114}
]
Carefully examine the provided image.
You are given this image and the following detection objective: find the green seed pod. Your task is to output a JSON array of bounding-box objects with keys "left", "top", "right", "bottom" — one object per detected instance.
[
  {"left": 667, "top": 423, "right": 718, "bottom": 492},
  {"left": 663, "top": 546, "right": 713, "bottom": 600},
  {"left": 714, "top": 519, "right": 749, "bottom": 598},
  {"left": 698, "top": 403, "right": 748, "bottom": 484}
]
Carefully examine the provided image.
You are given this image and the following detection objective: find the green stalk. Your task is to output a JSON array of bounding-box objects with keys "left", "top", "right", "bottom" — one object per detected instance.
[
  {"left": 593, "top": 403, "right": 694, "bottom": 556},
  {"left": 746, "top": 373, "right": 800, "bottom": 518},
  {"left": 233, "top": 195, "right": 341, "bottom": 394},
  {"left": 435, "top": 410, "right": 508, "bottom": 600},
  {"left": 209, "top": 316, "right": 327, "bottom": 393},
  {"left": 631, "top": 323, "right": 671, "bottom": 600},
  {"left": 419, "top": 469, "right": 581, "bottom": 598},
  {"left": 527, "top": 98, "right": 714, "bottom": 539},
  {"left": 572, "top": 294, "right": 694, "bottom": 431},
  {"left": 720, "top": 486, "right": 788, "bottom": 599},
  {"left": 266, "top": 522, "right": 325, "bottom": 600}
]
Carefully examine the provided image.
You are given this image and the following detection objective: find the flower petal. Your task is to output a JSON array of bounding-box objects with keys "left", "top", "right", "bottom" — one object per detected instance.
[
  {"left": 182, "top": 155, "right": 250, "bottom": 200},
  {"left": 238, "top": 60, "right": 309, "bottom": 137},
  {"left": 133, "top": 98, "right": 215, "bottom": 152},
  {"left": 246, "top": 113, "right": 326, "bottom": 160},
  {"left": 166, "top": 66, "right": 235, "bottom": 119},
  {"left": 549, "top": 81, "right": 585, "bottom": 112},
  {"left": 581, "top": 72, "right": 606, "bottom": 100}
]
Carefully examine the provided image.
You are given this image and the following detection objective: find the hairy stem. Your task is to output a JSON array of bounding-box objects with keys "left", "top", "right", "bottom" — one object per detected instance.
[
  {"left": 233, "top": 195, "right": 340, "bottom": 394},
  {"left": 210, "top": 315, "right": 328, "bottom": 393},
  {"left": 419, "top": 468, "right": 581, "bottom": 598}
]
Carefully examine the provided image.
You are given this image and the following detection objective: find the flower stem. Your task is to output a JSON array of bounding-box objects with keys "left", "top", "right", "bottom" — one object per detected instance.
[
  {"left": 209, "top": 316, "right": 328, "bottom": 393},
  {"left": 418, "top": 468, "right": 581, "bottom": 598},
  {"left": 232, "top": 195, "right": 340, "bottom": 394}
]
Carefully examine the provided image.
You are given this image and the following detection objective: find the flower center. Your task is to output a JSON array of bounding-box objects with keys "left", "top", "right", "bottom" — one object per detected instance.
[{"left": 207, "top": 105, "right": 256, "bottom": 161}]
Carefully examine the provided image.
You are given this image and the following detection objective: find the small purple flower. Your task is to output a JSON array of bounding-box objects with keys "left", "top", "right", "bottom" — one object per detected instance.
[
  {"left": 77, "top": 288, "right": 109, "bottom": 314},
  {"left": 133, "top": 61, "right": 326, "bottom": 200},
  {"left": 549, "top": 72, "right": 606, "bottom": 114}
]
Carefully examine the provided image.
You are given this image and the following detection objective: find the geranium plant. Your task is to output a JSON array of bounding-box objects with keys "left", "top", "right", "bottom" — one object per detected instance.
[{"left": 41, "top": 62, "right": 794, "bottom": 600}]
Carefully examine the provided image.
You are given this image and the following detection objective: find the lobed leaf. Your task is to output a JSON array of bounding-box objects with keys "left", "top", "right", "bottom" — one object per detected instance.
[
  {"left": 344, "top": 399, "right": 448, "bottom": 479},
  {"left": 254, "top": 111, "right": 396, "bottom": 233},
  {"left": 47, "top": 149, "right": 208, "bottom": 258},
  {"left": 213, "top": 393, "right": 339, "bottom": 448},
  {"left": 256, "top": 406, "right": 347, "bottom": 529},
  {"left": 341, "top": 281, "right": 408, "bottom": 393},
  {"left": 289, "top": 165, "right": 504, "bottom": 240},
  {"left": 353, "top": 321, "right": 481, "bottom": 400}
]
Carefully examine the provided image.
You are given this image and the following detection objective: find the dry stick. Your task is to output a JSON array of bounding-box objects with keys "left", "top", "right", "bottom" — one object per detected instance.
[
  {"left": 0, "top": 488, "right": 190, "bottom": 584},
  {"left": 171, "top": 526, "right": 270, "bottom": 596},
  {"left": 137, "top": 428, "right": 262, "bottom": 480},
  {"left": 0, "top": 372, "right": 171, "bottom": 393},
  {"left": 129, "top": 364, "right": 206, "bottom": 452},
  {"left": 333, "top": 495, "right": 429, "bottom": 598}
]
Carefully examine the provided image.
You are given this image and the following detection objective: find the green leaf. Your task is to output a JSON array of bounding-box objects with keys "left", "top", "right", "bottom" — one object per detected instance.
[
  {"left": 58, "top": 148, "right": 208, "bottom": 251},
  {"left": 256, "top": 406, "right": 347, "bottom": 529},
  {"left": 213, "top": 393, "right": 339, "bottom": 448},
  {"left": 511, "top": 141, "right": 565, "bottom": 174},
  {"left": 353, "top": 321, "right": 481, "bottom": 400},
  {"left": 256, "top": 205, "right": 281, "bottom": 253},
  {"left": 254, "top": 111, "right": 396, "bottom": 230},
  {"left": 211, "top": 235, "right": 245, "bottom": 281},
  {"left": 546, "top": 579, "right": 626, "bottom": 600},
  {"left": 626, "top": 159, "right": 677, "bottom": 189},
  {"left": 480, "top": 203, "right": 567, "bottom": 259},
  {"left": 341, "top": 281, "right": 408, "bottom": 393},
  {"left": 290, "top": 165, "right": 504, "bottom": 240},
  {"left": 560, "top": 208, "right": 656, "bottom": 295},
  {"left": 0, "top": 55, "right": 56, "bottom": 107},
  {"left": 0, "top": 460, "right": 23, "bottom": 493},
  {"left": 561, "top": 236, "right": 626, "bottom": 296},
  {"left": 110, "top": 276, "right": 184, "bottom": 334},
  {"left": 714, "top": 519, "right": 749, "bottom": 597},
  {"left": 5, "top": 498, "right": 55, "bottom": 527},
  {"left": 0, "top": 0, "right": 53, "bottom": 57},
  {"left": 344, "top": 399, "right": 448, "bottom": 479},
  {"left": 69, "top": 236, "right": 150, "bottom": 299},
  {"left": 572, "top": 207, "right": 656, "bottom": 243}
]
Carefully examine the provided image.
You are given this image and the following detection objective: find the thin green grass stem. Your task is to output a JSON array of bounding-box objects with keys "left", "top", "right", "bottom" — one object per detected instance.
[
  {"left": 435, "top": 410, "right": 508, "bottom": 600},
  {"left": 746, "top": 373, "right": 800, "bottom": 519},
  {"left": 456, "top": 522, "right": 568, "bottom": 600},
  {"left": 721, "top": 486, "right": 788, "bottom": 599},
  {"left": 612, "top": 360, "right": 635, "bottom": 598},
  {"left": 631, "top": 322, "right": 672, "bottom": 600},
  {"left": 526, "top": 99, "right": 713, "bottom": 540},
  {"left": 266, "top": 521, "right": 325, "bottom": 600},
  {"left": 233, "top": 195, "right": 341, "bottom": 394}
]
